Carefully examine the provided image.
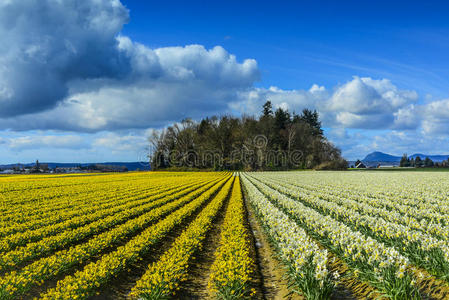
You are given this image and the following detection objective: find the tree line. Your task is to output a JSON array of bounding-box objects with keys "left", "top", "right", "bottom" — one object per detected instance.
[
  {"left": 400, "top": 154, "right": 449, "bottom": 168},
  {"left": 149, "top": 101, "right": 347, "bottom": 171}
]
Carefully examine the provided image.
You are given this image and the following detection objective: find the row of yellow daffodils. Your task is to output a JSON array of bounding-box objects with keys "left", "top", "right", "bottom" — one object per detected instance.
[
  {"left": 0, "top": 177, "right": 204, "bottom": 252},
  {"left": 38, "top": 175, "right": 231, "bottom": 300},
  {"left": 0, "top": 173, "right": 210, "bottom": 228},
  {"left": 0, "top": 175, "right": 228, "bottom": 299},
  {"left": 0, "top": 180, "right": 163, "bottom": 236},
  {"left": 0, "top": 172, "right": 215, "bottom": 223},
  {"left": 0, "top": 173, "right": 144, "bottom": 214},
  {"left": 128, "top": 177, "right": 234, "bottom": 299},
  {"left": 0, "top": 178, "right": 213, "bottom": 272},
  {"left": 0, "top": 176, "right": 156, "bottom": 225},
  {"left": 208, "top": 176, "right": 255, "bottom": 299}
]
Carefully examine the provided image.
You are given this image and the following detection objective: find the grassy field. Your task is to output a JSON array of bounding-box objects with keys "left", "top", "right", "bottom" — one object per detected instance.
[{"left": 1, "top": 171, "right": 449, "bottom": 299}]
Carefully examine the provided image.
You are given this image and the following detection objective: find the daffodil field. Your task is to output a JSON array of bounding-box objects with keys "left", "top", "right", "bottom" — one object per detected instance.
[
  {"left": 241, "top": 171, "right": 449, "bottom": 299},
  {"left": 1, "top": 171, "right": 449, "bottom": 299}
]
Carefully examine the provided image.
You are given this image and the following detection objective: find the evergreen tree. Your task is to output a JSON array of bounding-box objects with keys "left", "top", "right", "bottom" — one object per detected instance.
[
  {"left": 274, "top": 107, "right": 290, "bottom": 130},
  {"left": 414, "top": 156, "right": 422, "bottom": 167},
  {"left": 262, "top": 101, "right": 273, "bottom": 117},
  {"left": 273, "top": 107, "right": 291, "bottom": 150},
  {"left": 400, "top": 154, "right": 409, "bottom": 167},
  {"left": 300, "top": 109, "right": 323, "bottom": 136},
  {"left": 424, "top": 157, "right": 434, "bottom": 167}
]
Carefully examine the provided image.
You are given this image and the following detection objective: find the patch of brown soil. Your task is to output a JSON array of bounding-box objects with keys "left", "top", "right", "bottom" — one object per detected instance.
[
  {"left": 326, "top": 254, "right": 379, "bottom": 300},
  {"left": 244, "top": 198, "right": 303, "bottom": 300},
  {"left": 411, "top": 267, "right": 449, "bottom": 299},
  {"left": 90, "top": 177, "right": 232, "bottom": 299},
  {"left": 175, "top": 190, "right": 231, "bottom": 300}
]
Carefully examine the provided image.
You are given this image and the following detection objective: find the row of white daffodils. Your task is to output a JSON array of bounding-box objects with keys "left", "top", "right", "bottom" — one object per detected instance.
[
  {"left": 242, "top": 174, "right": 420, "bottom": 299},
  {"left": 241, "top": 175, "right": 334, "bottom": 299}
]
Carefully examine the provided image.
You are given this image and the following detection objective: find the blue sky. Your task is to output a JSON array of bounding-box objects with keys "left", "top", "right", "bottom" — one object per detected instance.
[
  {"left": 121, "top": 0, "right": 449, "bottom": 96},
  {"left": 1, "top": 0, "right": 449, "bottom": 163}
]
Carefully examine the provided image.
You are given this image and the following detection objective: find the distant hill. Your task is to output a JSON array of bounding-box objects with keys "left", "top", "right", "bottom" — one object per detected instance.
[
  {"left": 0, "top": 162, "right": 150, "bottom": 171},
  {"left": 362, "top": 151, "right": 449, "bottom": 163},
  {"left": 363, "top": 151, "right": 401, "bottom": 162}
]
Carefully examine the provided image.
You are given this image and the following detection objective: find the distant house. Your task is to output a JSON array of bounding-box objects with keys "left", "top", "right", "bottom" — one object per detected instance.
[
  {"left": 378, "top": 164, "right": 396, "bottom": 168},
  {"left": 355, "top": 162, "right": 366, "bottom": 168},
  {"left": 54, "top": 167, "right": 84, "bottom": 173}
]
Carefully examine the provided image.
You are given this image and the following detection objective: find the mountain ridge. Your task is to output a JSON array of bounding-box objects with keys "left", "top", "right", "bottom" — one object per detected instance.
[{"left": 362, "top": 151, "right": 449, "bottom": 162}]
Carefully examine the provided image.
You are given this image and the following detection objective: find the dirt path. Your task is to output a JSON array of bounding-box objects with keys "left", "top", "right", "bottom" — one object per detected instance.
[
  {"left": 326, "top": 254, "right": 374, "bottom": 300},
  {"left": 91, "top": 178, "right": 231, "bottom": 299},
  {"left": 175, "top": 195, "right": 229, "bottom": 299},
  {"left": 244, "top": 195, "right": 303, "bottom": 300}
]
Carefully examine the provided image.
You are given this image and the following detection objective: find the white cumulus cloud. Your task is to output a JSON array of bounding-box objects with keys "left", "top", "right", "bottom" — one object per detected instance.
[
  {"left": 1, "top": 0, "right": 449, "bottom": 162},
  {"left": 8, "top": 135, "right": 87, "bottom": 150},
  {"left": 232, "top": 77, "right": 420, "bottom": 130},
  {"left": 0, "top": 0, "right": 259, "bottom": 131}
]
